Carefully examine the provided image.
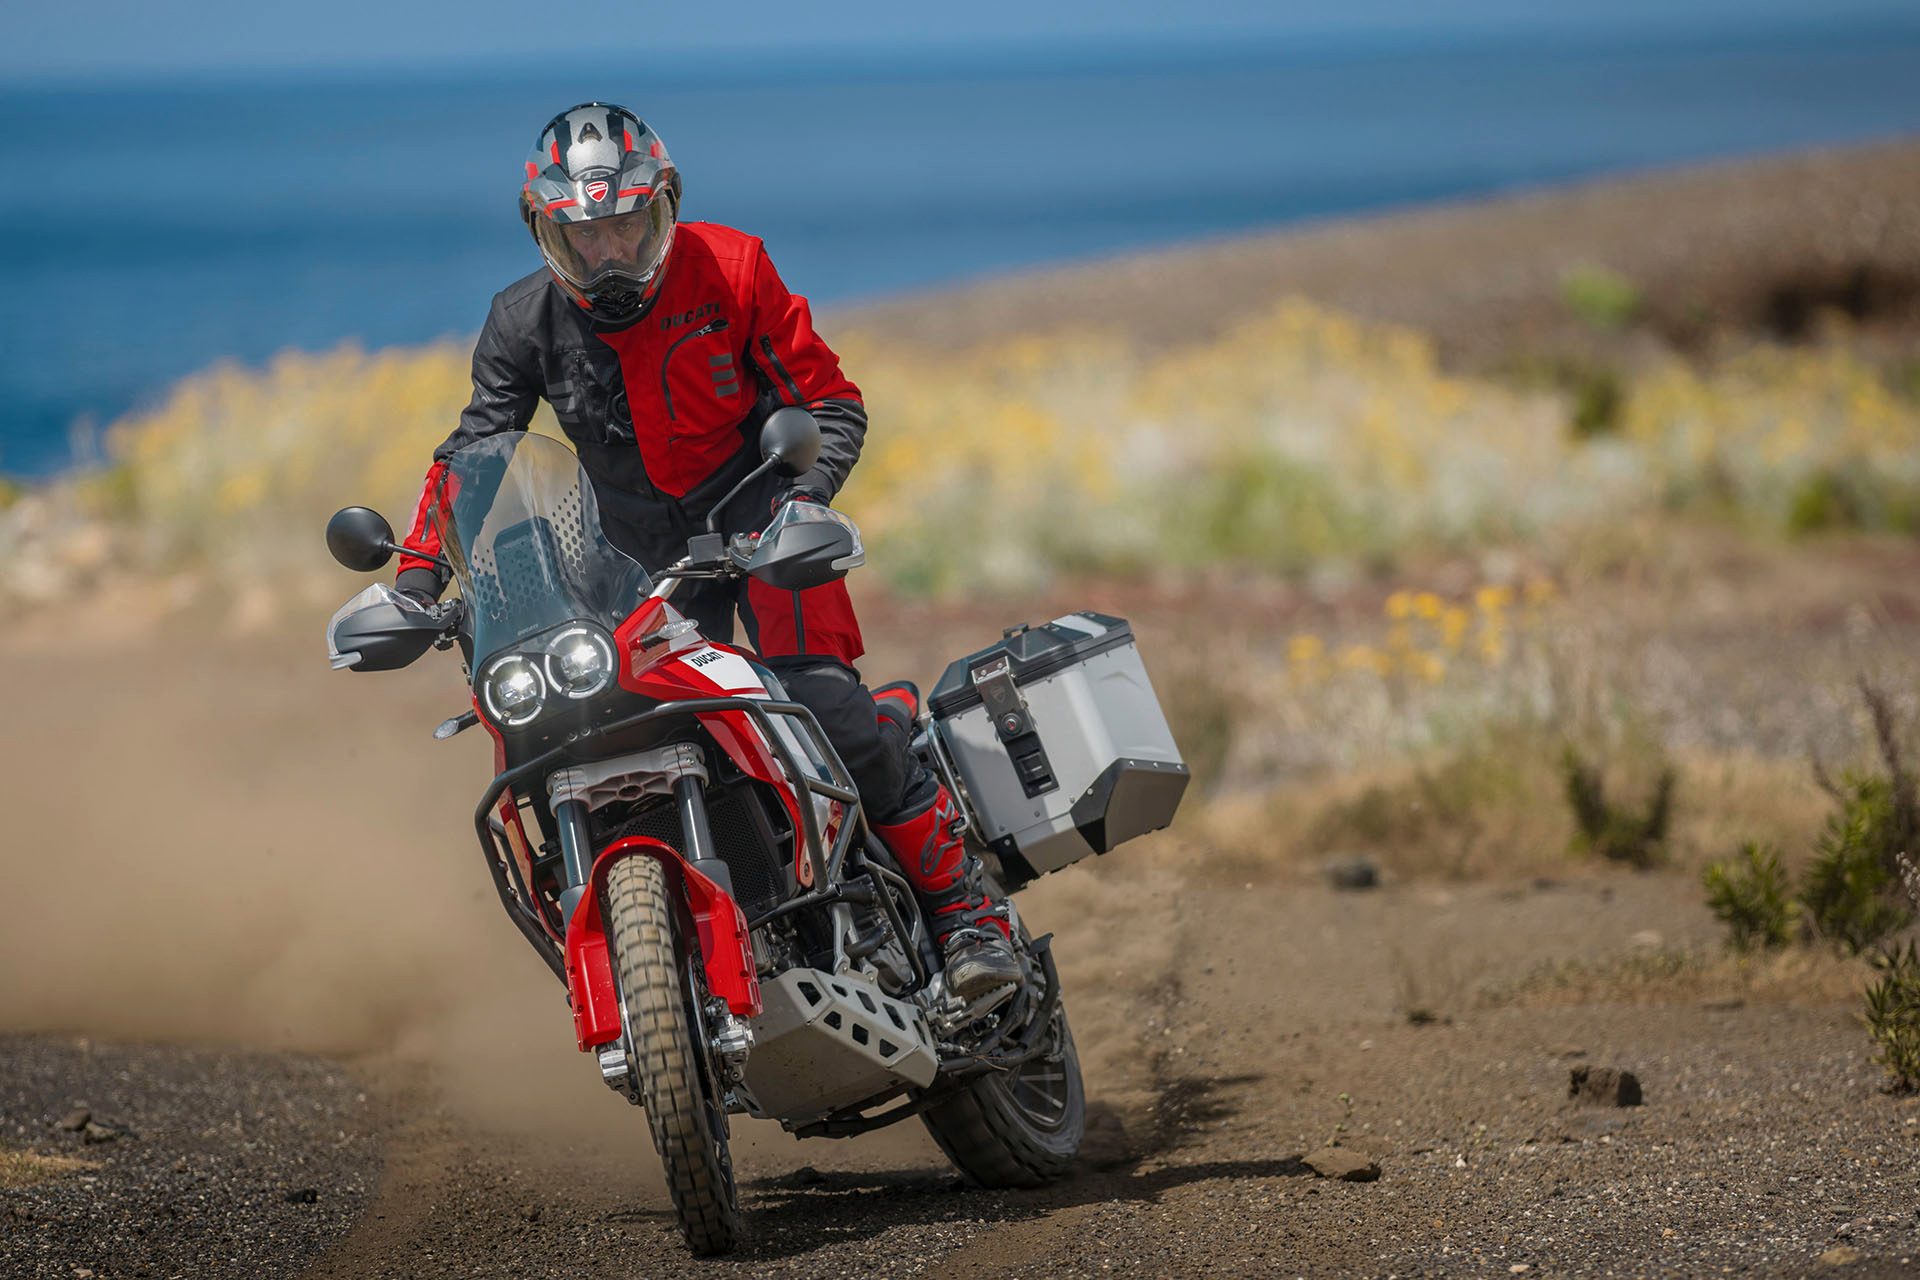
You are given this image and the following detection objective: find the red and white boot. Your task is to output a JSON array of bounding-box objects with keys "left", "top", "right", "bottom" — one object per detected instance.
[{"left": 871, "top": 784, "right": 1023, "bottom": 1001}]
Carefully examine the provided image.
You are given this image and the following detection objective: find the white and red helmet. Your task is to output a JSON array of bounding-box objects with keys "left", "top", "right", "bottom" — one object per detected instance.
[{"left": 520, "top": 102, "right": 682, "bottom": 325}]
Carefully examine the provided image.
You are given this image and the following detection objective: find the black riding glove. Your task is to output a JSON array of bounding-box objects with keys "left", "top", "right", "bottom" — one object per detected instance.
[
  {"left": 395, "top": 566, "right": 445, "bottom": 607},
  {"left": 770, "top": 486, "right": 829, "bottom": 516}
]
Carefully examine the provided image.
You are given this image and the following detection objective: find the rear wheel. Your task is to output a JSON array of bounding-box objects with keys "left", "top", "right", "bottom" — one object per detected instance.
[
  {"left": 604, "top": 855, "right": 739, "bottom": 1255},
  {"left": 921, "top": 999, "right": 1086, "bottom": 1187}
]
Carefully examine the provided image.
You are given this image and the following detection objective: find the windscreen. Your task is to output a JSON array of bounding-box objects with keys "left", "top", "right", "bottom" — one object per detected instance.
[{"left": 432, "top": 433, "right": 651, "bottom": 667}]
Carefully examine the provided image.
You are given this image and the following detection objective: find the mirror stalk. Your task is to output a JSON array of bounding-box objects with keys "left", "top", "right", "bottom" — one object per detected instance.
[
  {"left": 703, "top": 455, "right": 782, "bottom": 534},
  {"left": 697, "top": 407, "right": 823, "bottom": 534},
  {"left": 384, "top": 539, "right": 453, "bottom": 573}
]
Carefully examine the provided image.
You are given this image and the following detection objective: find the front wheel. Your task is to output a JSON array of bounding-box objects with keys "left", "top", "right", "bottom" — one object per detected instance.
[
  {"left": 604, "top": 855, "right": 740, "bottom": 1255},
  {"left": 921, "top": 1001, "right": 1086, "bottom": 1187}
]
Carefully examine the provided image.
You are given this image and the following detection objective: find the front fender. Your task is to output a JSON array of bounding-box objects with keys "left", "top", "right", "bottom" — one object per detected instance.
[{"left": 563, "top": 836, "right": 762, "bottom": 1052}]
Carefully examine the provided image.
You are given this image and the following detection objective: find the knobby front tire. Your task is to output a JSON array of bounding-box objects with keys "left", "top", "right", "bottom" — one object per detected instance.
[{"left": 604, "top": 855, "right": 740, "bottom": 1255}]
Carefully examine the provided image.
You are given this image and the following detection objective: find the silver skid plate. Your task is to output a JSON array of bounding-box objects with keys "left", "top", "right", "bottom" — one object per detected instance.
[{"left": 739, "top": 968, "right": 938, "bottom": 1123}]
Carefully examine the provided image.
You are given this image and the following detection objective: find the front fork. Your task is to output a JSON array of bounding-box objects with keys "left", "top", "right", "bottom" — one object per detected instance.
[
  {"left": 554, "top": 797, "right": 595, "bottom": 925},
  {"left": 552, "top": 768, "right": 738, "bottom": 925},
  {"left": 548, "top": 767, "right": 756, "bottom": 1093}
]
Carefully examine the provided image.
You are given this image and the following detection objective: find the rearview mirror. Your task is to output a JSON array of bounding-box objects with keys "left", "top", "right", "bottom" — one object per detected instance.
[
  {"left": 326, "top": 506, "right": 397, "bottom": 572},
  {"left": 760, "top": 407, "right": 822, "bottom": 478}
]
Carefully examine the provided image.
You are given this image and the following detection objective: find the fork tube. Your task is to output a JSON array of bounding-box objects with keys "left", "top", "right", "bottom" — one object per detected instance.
[
  {"left": 674, "top": 774, "right": 736, "bottom": 899},
  {"left": 555, "top": 797, "right": 593, "bottom": 923}
]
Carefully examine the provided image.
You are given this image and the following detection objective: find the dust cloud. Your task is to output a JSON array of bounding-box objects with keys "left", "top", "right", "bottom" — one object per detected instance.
[
  {"left": 0, "top": 600, "right": 647, "bottom": 1150},
  {"left": 0, "top": 593, "right": 1162, "bottom": 1166}
]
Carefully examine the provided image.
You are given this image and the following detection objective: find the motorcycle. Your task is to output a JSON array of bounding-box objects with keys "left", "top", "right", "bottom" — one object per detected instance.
[{"left": 323, "top": 409, "right": 1187, "bottom": 1255}]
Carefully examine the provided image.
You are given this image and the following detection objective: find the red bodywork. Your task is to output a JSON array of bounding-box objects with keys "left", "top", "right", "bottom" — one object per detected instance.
[
  {"left": 466, "top": 597, "right": 780, "bottom": 1051},
  {"left": 564, "top": 836, "right": 761, "bottom": 1051},
  {"left": 472, "top": 596, "right": 818, "bottom": 1054},
  {"left": 619, "top": 603, "right": 819, "bottom": 890}
]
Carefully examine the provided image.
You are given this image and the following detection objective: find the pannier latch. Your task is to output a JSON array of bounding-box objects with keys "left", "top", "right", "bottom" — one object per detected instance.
[{"left": 970, "top": 654, "right": 1057, "bottom": 798}]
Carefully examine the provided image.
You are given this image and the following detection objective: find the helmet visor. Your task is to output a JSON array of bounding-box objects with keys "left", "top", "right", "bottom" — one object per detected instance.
[{"left": 533, "top": 194, "right": 675, "bottom": 292}]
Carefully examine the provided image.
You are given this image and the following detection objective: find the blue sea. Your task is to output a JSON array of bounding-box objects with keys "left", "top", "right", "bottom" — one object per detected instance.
[{"left": 3, "top": 19, "right": 1919, "bottom": 476}]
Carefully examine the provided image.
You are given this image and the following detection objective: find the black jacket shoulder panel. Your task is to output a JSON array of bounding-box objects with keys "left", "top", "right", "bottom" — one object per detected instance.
[{"left": 495, "top": 266, "right": 553, "bottom": 311}]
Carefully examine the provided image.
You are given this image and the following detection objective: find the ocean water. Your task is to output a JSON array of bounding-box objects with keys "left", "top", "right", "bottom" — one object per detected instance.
[{"left": 2, "top": 21, "right": 1918, "bottom": 476}]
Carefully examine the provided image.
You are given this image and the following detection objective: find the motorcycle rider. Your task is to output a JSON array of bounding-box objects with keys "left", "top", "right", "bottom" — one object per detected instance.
[{"left": 395, "top": 102, "right": 1020, "bottom": 999}]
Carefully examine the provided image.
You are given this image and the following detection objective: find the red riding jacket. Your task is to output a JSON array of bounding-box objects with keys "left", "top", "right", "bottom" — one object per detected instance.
[{"left": 398, "top": 221, "right": 867, "bottom": 661}]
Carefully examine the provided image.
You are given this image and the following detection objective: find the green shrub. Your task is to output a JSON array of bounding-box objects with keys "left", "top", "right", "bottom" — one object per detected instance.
[
  {"left": 1702, "top": 842, "right": 1796, "bottom": 951},
  {"left": 1863, "top": 940, "right": 1920, "bottom": 1092},
  {"left": 1560, "top": 264, "right": 1643, "bottom": 332},
  {"left": 1890, "top": 357, "right": 1920, "bottom": 405},
  {"left": 1561, "top": 745, "right": 1675, "bottom": 869},
  {"left": 1787, "top": 468, "right": 1866, "bottom": 534},
  {"left": 1785, "top": 466, "right": 1920, "bottom": 536},
  {"left": 1803, "top": 680, "right": 1920, "bottom": 952},
  {"left": 1567, "top": 364, "right": 1627, "bottom": 439},
  {"left": 1800, "top": 774, "right": 1914, "bottom": 953},
  {"left": 1504, "top": 355, "right": 1627, "bottom": 439}
]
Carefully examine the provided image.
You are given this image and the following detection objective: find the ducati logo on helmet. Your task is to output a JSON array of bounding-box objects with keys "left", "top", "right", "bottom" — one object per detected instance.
[{"left": 584, "top": 180, "right": 610, "bottom": 202}]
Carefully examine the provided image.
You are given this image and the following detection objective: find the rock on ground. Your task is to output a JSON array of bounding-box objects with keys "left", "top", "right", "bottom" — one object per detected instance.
[
  {"left": 1570, "top": 1065, "right": 1644, "bottom": 1107},
  {"left": 1303, "top": 1147, "right": 1383, "bottom": 1182}
]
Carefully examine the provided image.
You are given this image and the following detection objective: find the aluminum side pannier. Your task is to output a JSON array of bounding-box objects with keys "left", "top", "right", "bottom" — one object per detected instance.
[{"left": 928, "top": 612, "right": 1189, "bottom": 888}]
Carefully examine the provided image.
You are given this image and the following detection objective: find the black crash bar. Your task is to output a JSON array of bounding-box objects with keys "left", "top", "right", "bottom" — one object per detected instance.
[{"left": 471, "top": 696, "right": 865, "bottom": 982}]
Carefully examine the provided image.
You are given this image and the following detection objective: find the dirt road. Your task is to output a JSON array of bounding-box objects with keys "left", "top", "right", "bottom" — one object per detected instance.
[
  {"left": 2, "top": 592, "right": 1916, "bottom": 1277},
  {"left": 296, "top": 871, "right": 1920, "bottom": 1278}
]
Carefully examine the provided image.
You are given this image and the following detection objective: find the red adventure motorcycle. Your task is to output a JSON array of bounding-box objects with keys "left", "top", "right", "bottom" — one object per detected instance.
[{"left": 323, "top": 410, "right": 1187, "bottom": 1255}]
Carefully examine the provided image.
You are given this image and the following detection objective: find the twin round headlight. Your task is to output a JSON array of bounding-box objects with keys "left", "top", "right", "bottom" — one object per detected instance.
[{"left": 480, "top": 625, "right": 616, "bottom": 727}]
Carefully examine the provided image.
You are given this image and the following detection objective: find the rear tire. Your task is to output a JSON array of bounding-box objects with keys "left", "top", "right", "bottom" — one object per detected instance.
[
  {"left": 921, "top": 1003, "right": 1086, "bottom": 1187},
  {"left": 604, "top": 855, "right": 740, "bottom": 1256}
]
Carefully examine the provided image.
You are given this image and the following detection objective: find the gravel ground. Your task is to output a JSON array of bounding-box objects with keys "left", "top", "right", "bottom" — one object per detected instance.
[
  {"left": 297, "top": 875, "right": 1920, "bottom": 1278},
  {"left": 0, "top": 1036, "right": 378, "bottom": 1280},
  {"left": 12, "top": 945, "right": 1914, "bottom": 1279},
  {"left": 4, "top": 745, "right": 1918, "bottom": 1278}
]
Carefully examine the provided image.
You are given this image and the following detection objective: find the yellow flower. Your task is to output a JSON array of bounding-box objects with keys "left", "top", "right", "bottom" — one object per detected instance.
[
  {"left": 216, "top": 470, "right": 267, "bottom": 514},
  {"left": 1523, "top": 577, "right": 1557, "bottom": 605},
  {"left": 1440, "top": 606, "right": 1470, "bottom": 650},
  {"left": 1475, "top": 584, "right": 1512, "bottom": 613},
  {"left": 1337, "top": 644, "right": 1391, "bottom": 677},
  {"left": 1412, "top": 592, "right": 1443, "bottom": 620},
  {"left": 1384, "top": 590, "right": 1414, "bottom": 621},
  {"left": 1287, "top": 633, "right": 1325, "bottom": 666}
]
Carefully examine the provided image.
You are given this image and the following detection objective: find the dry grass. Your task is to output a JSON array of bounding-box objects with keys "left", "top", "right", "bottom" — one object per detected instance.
[
  {"left": 7, "top": 294, "right": 1916, "bottom": 603},
  {"left": 1485, "top": 944, "right": 1872, "bottom": 1010},
  {"left": 1171, "top": 737, "right": 1834, "bottom": 888},
  {"left": 0, "top": 1145, "right": 96, "bottom": 1188},
  {"left": 1288, "top": 727, "right": 1572, "bottom": 881}
]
